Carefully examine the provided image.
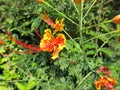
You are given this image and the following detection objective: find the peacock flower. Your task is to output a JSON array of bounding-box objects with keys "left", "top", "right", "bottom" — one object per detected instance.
[
  {"left": 112, "top": 15, "right": 120, "bottom": 24},
  {"left": 53, "top": 19, "right": 64, "bottom": 34},
  {"left": 40, "top": 12, "right": 65, "bottom": 34},
  {"left": 94, "top": 76, "right": 117, "bottom": 90},
  {"left": 40, "top": 29, "right": 66, "bottom": 59}
]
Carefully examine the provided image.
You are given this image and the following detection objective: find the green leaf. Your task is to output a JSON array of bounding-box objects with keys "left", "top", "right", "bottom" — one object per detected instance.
[
  {"left": 100, "top": 24, "right": 109, "bottom": 32},
  {"left": 83, "top": 42, "right": 97, "bottom": 50},
  {"left": 0, "top": 47, "right": 6, "bottom": 53},
  {"left": 0, "top": 58, "right": 7, "bottom": 65},
  {"left": 66, "top": 40, "right": 81, "bottom": 53},
  {"left": 0, "top": 81, "right": 6, "bottom": 86},
  {"left": 100, "top": 47, "right": 112, "bottom": 57},
  {"left": 98, "top": 35, "right": 108, "bottom": 42},
  {"left": 0, "top": 75, "right": 5, "bottom": 80},
  {"left": 21, "top": 20, "right": 32, "bottom": 27},
  {"left": 0, "top": 86, "right": 7, "bottom": 90},
  {"left": 31, "top": 18, "right": 42, "bottom": 29},
  {"left": 86, "top": 50, "right": 96, "bottom": 56},
  {"left": 27, "top": 80, "right": 36, "bottom": 90},
  {"left": 15, "top": 82, "right": 26, "bottom": 90}
]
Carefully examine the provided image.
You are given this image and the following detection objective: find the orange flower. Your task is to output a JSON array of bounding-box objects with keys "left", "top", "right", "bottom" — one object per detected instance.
[
  {"left": 36, "top": 0, "right": 43, "bottom": 3},
  {"left": 40, "top": 29, "right": 66, "bottom": 59},
  {"left": 97, "top": 66, "right": 111, "bottom": 76},
  {"left": 94, "top": 76, "right": 117, "bottom": 90},
  {"left": 74, "top": 0, "right": 85, "bottom": 4},
  {"left": 112, "top": 15, "right": 120, "bottom": 24},
  {"left": 53, "top": 19, "right": 64, "bottom": 34}
]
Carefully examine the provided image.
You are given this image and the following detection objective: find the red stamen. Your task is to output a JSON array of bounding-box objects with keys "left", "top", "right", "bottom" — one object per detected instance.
[
  {"left": 40, "top": 11, "right": 55, "bottom": 27},
  {"left": 34, "top": 27, "right": 43, "bottom": 39},
  {"left": 5, "top": 31, "right": 42, "bottom": 52}
]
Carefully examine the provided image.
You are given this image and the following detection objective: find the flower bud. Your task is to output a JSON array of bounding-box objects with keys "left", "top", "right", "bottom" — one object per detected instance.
[
  {"left": 112, "top": 15, "right": 120, "bottom": 24},
  {"left": 74, "top": 0, "right": 85, "bottom": 4},
  {"left": 36, "top": 0, "right": 43, "bottom": 4}
]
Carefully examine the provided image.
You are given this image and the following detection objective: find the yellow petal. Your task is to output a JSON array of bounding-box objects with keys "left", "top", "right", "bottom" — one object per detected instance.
[
  {"left": 40, "top": 29, "right": 54, "bottom": 52},
  {"left": 53, "top": 19, "right": 64, "bottom": 34}
]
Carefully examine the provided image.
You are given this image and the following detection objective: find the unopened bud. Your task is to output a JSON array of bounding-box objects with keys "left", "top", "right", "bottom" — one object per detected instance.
[
  {"left": 112, "top": 15, "right": 120, "bottom": 24},
  {"left": 36, "top": 0, "right": 43, "bottom": 4},
  {"left": 74, "top": 0, "right": 85, "bottom": 4}
]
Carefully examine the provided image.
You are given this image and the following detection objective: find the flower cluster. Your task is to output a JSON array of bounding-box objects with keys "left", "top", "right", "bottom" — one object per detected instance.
[
  {"left": 0, "top": 11, "right": 66, "bottom": 60},
  {"left": 94, "top": 66, "right": 117, "bottom": 90},
  {"left": 40, "top": 11, "right": 66, "bottom": 60}
]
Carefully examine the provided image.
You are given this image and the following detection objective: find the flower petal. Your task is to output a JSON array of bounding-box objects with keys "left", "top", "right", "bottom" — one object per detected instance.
[
  {"left": 97, "top": 66, "right": 111, "bottom": 76},
  {"left": 51, "top": 34, "right": 66, "bottom": 59},
  {"left": 94, "top": 76, "right": 117, "bottom": 90},
  {"left": 53, "top": 19, "right": 64, "bottom": 34},
  {"left": 40, "top": 29, "right": 55, "bottom": 52}
]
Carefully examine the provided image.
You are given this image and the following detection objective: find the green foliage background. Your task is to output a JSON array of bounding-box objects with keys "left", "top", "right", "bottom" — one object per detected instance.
[{"left": 0, "top": 0, "right": 120, "bottom": 90}]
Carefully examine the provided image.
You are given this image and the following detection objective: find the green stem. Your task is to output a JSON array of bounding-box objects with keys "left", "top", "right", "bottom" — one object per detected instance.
[
  {"left": 93, "top": 33, "right": 116, "bottom": 58},
  {"left": 15, "top": 65, "right": 31, "bottom": 78},
  {"left": 63, "top": 29, "right": 75, "bottom": 42},
  {"left": 63, "top": 29, "right": 84, "bottom": 53},
  {"left": 83, "top": 20, "right": 112, "bottom": 30},
  {"left": 76, "top": 71, "right": 93, "bottom": 88},
  {"left": 43, "top": 1, "right": 79, "bottom": 26},
  {"left": 117, "top": 24, "right": 120, "bottom": 30},
  {"left": 83, "top": 30, "right": 118, "bottom": 44},
  {"left": 71, "top": 0, "right": 79, "bottom": 14},
  {"left": 79, "top": 2, "right": 84, "bottom": 46},
  {"left": 82, "top": 0, "right": 97, "bottom": 21}
]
